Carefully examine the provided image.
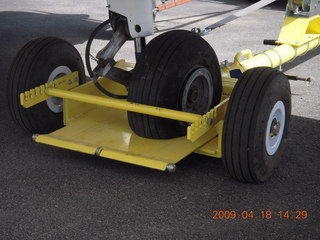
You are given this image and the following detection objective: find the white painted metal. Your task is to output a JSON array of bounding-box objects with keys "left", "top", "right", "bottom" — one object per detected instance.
[
  {"left": 107, "top": 0, "right": 154, "bottom": 38},
  {"left": 46, "top": 66, "right": 72, "bottom": 113},
  {"left": 265, "top": 100, "right": 286, "bottom": 156}
]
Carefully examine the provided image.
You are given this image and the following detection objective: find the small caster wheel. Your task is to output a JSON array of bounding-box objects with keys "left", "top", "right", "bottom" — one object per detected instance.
[{"left": 223, "top": 67, "right": 291, "bottom": 183}]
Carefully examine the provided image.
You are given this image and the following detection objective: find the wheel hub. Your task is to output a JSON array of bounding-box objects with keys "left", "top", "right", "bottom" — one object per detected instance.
[
  {"left": 46, "top": 66, "right": 72, "bottom": 113},
  {"left": 181, "top": 67, "right": 213, "bottom": 114},
  {"left": 186, "top": 83, "right": 200, "bottom": 109},
  {"left": 269, "top": 118, "right": 281, "bottom": 137},
  {"left": 265, "top": 100, "right": 286, "bottom": 156}
]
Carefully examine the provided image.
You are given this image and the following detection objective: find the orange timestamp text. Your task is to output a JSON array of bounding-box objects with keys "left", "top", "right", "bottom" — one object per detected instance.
[{"left": 211, "top": 210, "right": 308, "bottom": 220}]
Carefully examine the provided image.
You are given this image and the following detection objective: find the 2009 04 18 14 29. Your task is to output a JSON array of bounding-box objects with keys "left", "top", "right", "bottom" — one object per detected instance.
[{"left": 211, "top": 210, "right": 308, "bottom": 220}]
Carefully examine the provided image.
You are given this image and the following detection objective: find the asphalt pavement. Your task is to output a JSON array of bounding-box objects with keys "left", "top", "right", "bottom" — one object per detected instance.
[{"left": 0, "top": 0, "right": 319, "bottom": 239}]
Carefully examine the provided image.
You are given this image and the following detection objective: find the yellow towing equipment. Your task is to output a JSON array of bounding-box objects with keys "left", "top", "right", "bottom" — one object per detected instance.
[{"left": 8, "top": 0, "right": 320, "bottom": 183}]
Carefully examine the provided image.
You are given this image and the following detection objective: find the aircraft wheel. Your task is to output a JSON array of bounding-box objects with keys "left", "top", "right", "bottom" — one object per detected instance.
[
  {"left": 128, "top": 30, "right": 222, "bottom": 139},
  {"left": 7, "top": 37, "right": 85, "bottom": 134},
  {"left": 222, "top": 67, "right": 291, "bottom": 183}
]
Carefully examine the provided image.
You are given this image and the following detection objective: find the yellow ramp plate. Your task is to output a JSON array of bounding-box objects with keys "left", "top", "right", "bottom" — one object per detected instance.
[{"left": 35, "top": 107, "right": 217, "bottom": 171}]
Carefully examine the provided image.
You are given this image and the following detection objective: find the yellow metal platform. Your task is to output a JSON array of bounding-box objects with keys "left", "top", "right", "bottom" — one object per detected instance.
[
  {"left": 30, "top": 71, "right": 225, "bottom": 171},
  {"left": 35, "top": 106, "right": 221, "bottom": 171}
]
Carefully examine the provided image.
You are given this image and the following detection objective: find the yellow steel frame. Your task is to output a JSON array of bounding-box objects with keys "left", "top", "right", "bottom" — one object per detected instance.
[
  {"left": 222, "top": 15, "right": 320, "bottom": 75},
  {"left": 20, "top": 60, "right": 231, "bottom": 171},
  {"left": 20, "top": 71, "right": 80, "bottom": 108},
  {"left": 19, "top": 14, "right": 320, "bottom": 171}
]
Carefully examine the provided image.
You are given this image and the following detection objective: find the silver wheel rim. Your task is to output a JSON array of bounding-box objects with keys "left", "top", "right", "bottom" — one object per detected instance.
[
  {"left": 180, "top": 67, "right": 213, "bottom": 114},
  {"left": 265, "top": 100, "right": 286, "bottom": 156},
  {"left": 46, "top": 66, "right": 72, "bottom": 113}
]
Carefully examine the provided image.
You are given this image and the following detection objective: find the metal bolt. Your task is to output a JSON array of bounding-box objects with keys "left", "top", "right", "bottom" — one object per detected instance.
[
  {"left": 200, "top": 29, "right": 210, "bottom": 36},
  {"left": 166, "top": 164, "right": 176, "bottom": 173},
  {"left": 207, "top": 118, "right": 213, "bottom": 125},
  {"left": 270, "top": 119, "right": 280, "bottom": 137},
  {"left": 95, "top": 147, "right": 103, "bottom": 156},
  {"left": 191, "top": 27, "right": 201, "bottom": 34},
  {"left": 220, "top": 60, "right": 229, "bottom": 68},
  {"left": 305, "top": 77, "right": 315, "bottom": 87},
  {"left": 190, "top": 28, "right": 209, "bottom": 36},
  {"left": 32, "top": 134, "right": 39, "bottom": 142}
]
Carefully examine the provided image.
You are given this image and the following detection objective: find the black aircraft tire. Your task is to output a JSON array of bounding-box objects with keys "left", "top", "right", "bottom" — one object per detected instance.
[
  {"left": 222, "top": 67, "right": 291, "bottom": 183},
  {"left": 7, "top": 37, "right": 85, "bottom": 134},
  {"left": 128, "top": 30, "right": 222, "bottom": 139}
]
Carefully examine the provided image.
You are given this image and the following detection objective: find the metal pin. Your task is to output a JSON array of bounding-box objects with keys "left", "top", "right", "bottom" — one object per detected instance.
[
  {"left": 95, "top": 147, "right": 103, "bottom": 156},
  {"left": 286, "top": 74, "right": 314, "bottom": 86},
  {"left": 166, "top": 164, "right": 176, "bottom": 173},
  {"left": 32, "top": 134, "right": 39, "bottom": 142}
]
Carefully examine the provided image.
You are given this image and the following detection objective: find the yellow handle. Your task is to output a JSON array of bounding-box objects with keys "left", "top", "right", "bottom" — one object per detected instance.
[{"left": 234, "top": 49, "right": 253, "bottom": 64}]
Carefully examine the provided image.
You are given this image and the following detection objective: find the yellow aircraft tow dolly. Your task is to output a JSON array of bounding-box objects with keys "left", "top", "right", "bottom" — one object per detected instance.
[{"left": 7, "top": 0, "right": 320, "bottom": 183}]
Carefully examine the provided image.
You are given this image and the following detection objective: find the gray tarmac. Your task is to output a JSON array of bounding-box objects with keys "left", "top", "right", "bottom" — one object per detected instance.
[{"left": 0, "top": 0, "right": 319, "bottom": 239}]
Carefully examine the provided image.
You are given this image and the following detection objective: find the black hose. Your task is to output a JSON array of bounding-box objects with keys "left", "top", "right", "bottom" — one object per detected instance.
[
  {"left": 85, "top": 18, "right": 112, "bottom": 78},
  {"left": 92, "top": 76, "right": 127, "bottom": 99},
  {"left": 85, "top": 17, "right": 128, "bottom": 99}
]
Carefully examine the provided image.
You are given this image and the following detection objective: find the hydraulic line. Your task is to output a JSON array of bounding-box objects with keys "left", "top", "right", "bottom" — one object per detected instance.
[
  {"left": 85, "top": 18, "right": 113, "bottom": 78},
  {"left": 85, "top": 16, "right": 128, "bottom": 99}
]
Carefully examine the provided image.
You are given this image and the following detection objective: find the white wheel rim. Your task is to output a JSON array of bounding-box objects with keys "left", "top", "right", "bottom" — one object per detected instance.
[
  {"left": 46, "top": 66, "right": 72, "bottom": 113},
  {"left": 265, "top": 100, "right": 286, "bottom": 156}
]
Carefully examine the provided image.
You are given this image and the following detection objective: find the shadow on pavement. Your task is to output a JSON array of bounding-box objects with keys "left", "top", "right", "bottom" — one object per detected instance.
[
  {"left": 198, "top": 0, "right": 287, "bottom": 9},
  {"left": 155, "top": 8, "right": 242, "bottom": 33},
  {"left": 0, "top": 11, "right": 108, "bottom": 46},
  {"left": 0, "top": 112, "right": 318, "bottom": 239},
  {"left": 155, "top": 0, "right": 287, "bottom": 32},
  {"left": 0, "top": 11, "right": 113, "bottom": 115},
  {"left": 283, "top": 47, "right": 320, "bottom": 72}
]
